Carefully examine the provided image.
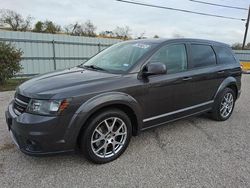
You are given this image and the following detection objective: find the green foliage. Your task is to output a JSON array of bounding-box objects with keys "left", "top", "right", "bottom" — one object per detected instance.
[
  {"left": 43, "top": 20, "right": 61, "bottom": 34},
  {"left": 0, "top": 42, "right": 23, "bottom": 84},
  {"left": 33, "top": 21, "right": 44, "bottom": 32},
  {"left": 0, "top": 78, "right": 28, "bottom": 91},
  {"left": 32, "top": 20, "right": 61, "bottom": 34}
]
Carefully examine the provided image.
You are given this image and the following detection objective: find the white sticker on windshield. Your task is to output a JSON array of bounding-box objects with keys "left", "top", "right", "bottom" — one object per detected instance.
[
  {"left": 133, "top": 43, "right": 150, "bottom": 49},
  {"left": 123, "top": 63, "right": 129, "bottom": 67}
]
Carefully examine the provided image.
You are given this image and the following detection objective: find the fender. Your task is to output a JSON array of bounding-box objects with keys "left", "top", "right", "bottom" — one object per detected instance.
[
  {"left": 213, "top": 76, "right": 238, "bottom": 100},
  {"left": 64, "top": 92, "right": 143, "bottom": 146}
]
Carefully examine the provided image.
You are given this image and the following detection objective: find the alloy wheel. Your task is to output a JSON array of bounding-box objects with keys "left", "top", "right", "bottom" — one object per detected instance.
[
  {"left": 220, "top": 92, "right": 234, "bottom": 118},
  {"left": 91, "top": 117, "right": 127, "bottom": 158}
]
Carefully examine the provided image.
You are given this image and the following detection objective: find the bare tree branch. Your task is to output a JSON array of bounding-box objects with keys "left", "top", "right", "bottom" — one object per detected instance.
[
  {"left": 0, "top": 9, "right": 32, "bottom": 31},
  {"left": 113, "top": 26, "right": 131, "bottom": 40}
]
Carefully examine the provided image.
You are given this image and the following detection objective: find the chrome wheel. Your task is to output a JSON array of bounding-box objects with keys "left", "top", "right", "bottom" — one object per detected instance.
[
  {"left": 220, "top": 92, "right": 234, "bottom": 118},
  {"left": 91, "top": 117, "right": 127, "bottom": 158}
]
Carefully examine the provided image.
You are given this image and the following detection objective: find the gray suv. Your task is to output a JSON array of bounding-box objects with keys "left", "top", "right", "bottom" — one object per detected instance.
[{"left": 5, "top": 38, "right": 241, "bottom": 163}]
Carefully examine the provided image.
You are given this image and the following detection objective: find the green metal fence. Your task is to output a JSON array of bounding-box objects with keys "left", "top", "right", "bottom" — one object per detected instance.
[
  {"left": 0, "top": 31, "right": 121, "bottom": 76},
  {"left": 1, "top": 30, "right": 249, "bottom": 76}
]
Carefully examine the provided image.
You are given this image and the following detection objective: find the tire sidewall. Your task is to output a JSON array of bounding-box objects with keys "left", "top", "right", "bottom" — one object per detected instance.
[{"left": 81, "top": 109, "right": 132, "bottom": 164}]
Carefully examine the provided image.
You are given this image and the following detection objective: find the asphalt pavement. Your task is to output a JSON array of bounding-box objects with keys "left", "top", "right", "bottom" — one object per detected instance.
[{"left": 0, "top": 75, "right": 249, "bottom": 188}]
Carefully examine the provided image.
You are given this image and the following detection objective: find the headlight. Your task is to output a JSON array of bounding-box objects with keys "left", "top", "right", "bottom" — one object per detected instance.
[{"left": 26, "top": 99, "right": 70, "bottom": 115}]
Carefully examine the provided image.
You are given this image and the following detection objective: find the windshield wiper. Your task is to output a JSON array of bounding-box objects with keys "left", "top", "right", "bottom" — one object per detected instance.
[{"left": 83, "top": 65, "right": 107, "bottom": 71}]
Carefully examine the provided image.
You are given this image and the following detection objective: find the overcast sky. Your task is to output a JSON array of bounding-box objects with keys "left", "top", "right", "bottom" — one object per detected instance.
[{"left": 1, "top": 0, "right": 250, "bottom": 44}]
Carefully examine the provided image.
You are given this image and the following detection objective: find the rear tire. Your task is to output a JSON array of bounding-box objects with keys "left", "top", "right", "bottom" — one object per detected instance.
[
  {"left": 80, "top": 108, "right": 132, "bottom": 164},
  {"left": 211, "top": 87, "right": 236, "bottom": 121}
]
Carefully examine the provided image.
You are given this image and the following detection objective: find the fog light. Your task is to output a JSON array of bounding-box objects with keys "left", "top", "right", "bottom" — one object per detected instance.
[{"left": 26, "top": 139, "right": 42, "bottom": 152}]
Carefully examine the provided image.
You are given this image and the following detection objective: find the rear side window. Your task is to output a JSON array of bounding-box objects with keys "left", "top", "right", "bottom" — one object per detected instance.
[
  {"left": 190, "top": 44, "right": 216, "bottom": 68},
  {"left": 213, "top": 46, "right": 236, "bottom": 64},
  {"left": 150, "top": 44, "right": 187, "bottom": 74}
]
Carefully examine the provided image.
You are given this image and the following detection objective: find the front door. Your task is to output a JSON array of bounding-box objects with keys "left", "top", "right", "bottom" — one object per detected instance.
[{"left": 142, "top": 43, "right": 195, "bottom": 128}]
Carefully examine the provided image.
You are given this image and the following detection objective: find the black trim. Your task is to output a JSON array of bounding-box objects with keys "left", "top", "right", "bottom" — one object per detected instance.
[
  {"left": 19, "top": 148, "right": 75, "bottom": 156},
  {"left": 141, "top": 109, "right": 210, "bottom": 131}
]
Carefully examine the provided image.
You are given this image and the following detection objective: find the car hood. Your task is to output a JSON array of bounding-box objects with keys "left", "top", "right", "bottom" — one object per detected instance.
[{"left": 17, "top": 67, "right": 121, "bottom": 99}]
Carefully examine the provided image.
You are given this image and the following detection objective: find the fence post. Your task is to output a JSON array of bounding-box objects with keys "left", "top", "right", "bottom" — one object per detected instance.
[
  {"left": 98, "top": 43, "right": 101, "bottom": 53},
  {"left": 52, "top": 40, "right": 56, "bottom": 70}
]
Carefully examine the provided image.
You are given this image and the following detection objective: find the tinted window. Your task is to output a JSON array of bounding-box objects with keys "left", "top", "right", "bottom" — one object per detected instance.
[
  {"left": 190, "top": 44, "right": 216, "bottom": 68},
  {"left": 150, "top": 44, "right": 187, "bottom": 74},
  {"left": 214, "top": 46, "right": 236, "bottom": 64}
]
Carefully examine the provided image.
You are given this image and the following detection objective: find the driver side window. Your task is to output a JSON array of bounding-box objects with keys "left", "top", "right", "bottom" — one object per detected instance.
[{"left": 150, "top": 44, "right": 187, "bottom": 74}]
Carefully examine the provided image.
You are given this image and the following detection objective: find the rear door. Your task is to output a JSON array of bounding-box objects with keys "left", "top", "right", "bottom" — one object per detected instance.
[
  {"left": 213, "top": 45, "right": 241, "bottom": 76},
  {"left": 213, "top": 45, "right": 242, "bottom": 93},
  {"left": 187, "top": 43, "right": 221, "bottom": 104}
]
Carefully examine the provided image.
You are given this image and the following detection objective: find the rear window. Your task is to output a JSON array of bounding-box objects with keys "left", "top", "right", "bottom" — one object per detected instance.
[
  {"left": 190, "top": 44, "right": 216, "bottom": 68},
  {"left": 213, "top": 46, "right": 236, "bottom": 64}
]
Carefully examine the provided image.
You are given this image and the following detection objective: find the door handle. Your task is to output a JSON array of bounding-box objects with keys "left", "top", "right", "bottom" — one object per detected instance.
[
  {"left": 217, "top": 70, "right": 225, "bottom": 74},
  {"left": 182, "top": 77, "right": 192, "bottom": 81}
]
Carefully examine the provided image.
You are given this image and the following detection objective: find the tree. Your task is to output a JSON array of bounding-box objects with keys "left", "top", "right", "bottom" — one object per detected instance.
[
  {"left": 33, "top": 21, "right": 44, "bottom": 32},
  {"left": 64, "top": 22, "right": 83, "bottom": 36},
  {"left": 153, "top": 35, "right": 159, "bottom": 38},
  {"left": 246, "top": 42, "right": 250, "bottom": 49},
  {"left": 232, "top": 42, "right": 250, "bottom": 50},
  {"left": 99, "top": 30, "right": 114, "bottom": 38},
  {"left": 43, "top": 20, "right": 61, "bottom": 34},
  {"left": 64, "top": 20, "right": 97, "bottom": 37},
  {"left": 0, "top": 42, "right": 22, "bottom": 84},
  {"left": 232, "top": 43, "right": 242, "bottom": 50},
  {"left": 0, "top": 9, "right": 32, "bottom": 31},
  {"left": 33, "top": 20, "right": 61, "bottom": 34},
  {"left": 82, "top": 20, "right": 97, "bottom": 37},
  {"left": 113, "top": 26, "right": 131, "bottom": 40}
]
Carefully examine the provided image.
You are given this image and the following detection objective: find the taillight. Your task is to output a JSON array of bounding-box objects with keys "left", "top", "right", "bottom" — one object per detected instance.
[{"left": 240, "top": 64, "right": 243, "bottom": 70}]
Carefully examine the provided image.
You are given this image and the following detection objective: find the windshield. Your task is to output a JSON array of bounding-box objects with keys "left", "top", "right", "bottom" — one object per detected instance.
[{"left": 82, "top": 42, "right": 155, "bottom": 73}]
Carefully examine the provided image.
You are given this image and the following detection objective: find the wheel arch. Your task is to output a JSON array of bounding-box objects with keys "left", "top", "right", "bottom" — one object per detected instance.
[
  {"left": 227, "top": 84, "right": 238, "bottom": 98},
  {"left": 66, "top": 92, "right": 143, "bottom": 148},
  {"left": 214, "top": 76, "right": 239, "bottom": 100}
]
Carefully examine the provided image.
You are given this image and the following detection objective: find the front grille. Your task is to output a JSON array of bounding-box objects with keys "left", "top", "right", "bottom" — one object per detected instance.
[{"left": 13, "top": 94, "right": 30, "bottom": 115}]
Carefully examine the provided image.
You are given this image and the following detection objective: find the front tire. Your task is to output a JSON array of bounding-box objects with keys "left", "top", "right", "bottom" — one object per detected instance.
[
  {"left": 211, "top": 87, "right": 236, "bottom": 121},
  {"left": 80, "top": 109, "right": 132, "bottom": 164}
]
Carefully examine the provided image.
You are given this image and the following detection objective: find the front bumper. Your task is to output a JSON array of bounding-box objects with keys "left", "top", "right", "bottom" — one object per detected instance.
[{"left": 5, "top": 101, "right": 74, "bottom": 156}]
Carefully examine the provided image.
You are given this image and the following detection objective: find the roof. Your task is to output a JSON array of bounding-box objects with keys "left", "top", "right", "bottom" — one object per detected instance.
[{"left": 127, "top": 38, "right": 230, "bottom": 47}]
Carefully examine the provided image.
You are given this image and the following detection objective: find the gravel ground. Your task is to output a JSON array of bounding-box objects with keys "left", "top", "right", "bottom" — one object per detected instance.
[{"left": 0, "top": 75, "right": 250, "bottom": 188}]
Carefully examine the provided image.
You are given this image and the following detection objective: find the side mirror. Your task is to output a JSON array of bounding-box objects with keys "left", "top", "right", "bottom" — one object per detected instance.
[{"left": 142, "top": 62, "right": 167, "bottom": 77}]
